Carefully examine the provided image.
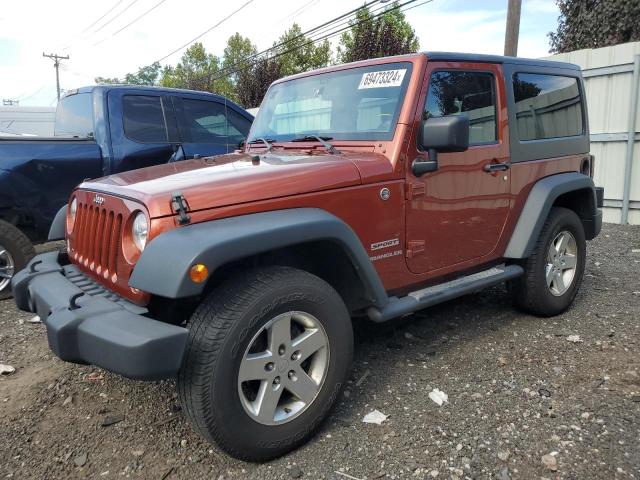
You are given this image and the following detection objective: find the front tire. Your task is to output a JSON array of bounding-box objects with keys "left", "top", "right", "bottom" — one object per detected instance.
[
  {"left": 0, "top": 220, "right": 35, "bottom": 300},
  {"left": 509, "top": 207, "right": 586, "bottom": 316},
  {"left": 178, "top": 266, "right": 353, "bottom": 461}
]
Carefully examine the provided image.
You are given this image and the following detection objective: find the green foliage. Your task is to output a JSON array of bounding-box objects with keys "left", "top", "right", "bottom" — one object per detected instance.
[
  {"left": 274, "top": 23, "right": 331, "bottom": 76},
  {"left": 337, "top": 2, "right": 419, "bottom": 64},
  {"left": 549, "top": 0, "right": 640, "bottom": 53},
  {"left": 95, "top": 62, "right": 161, "bottom": 86},
  {"left": 159, "top": 43, "right": 232, "bottom": 95},
  {"left": 93, "top": 7, "right": 421, "bottom": 106},
  {"left": 236, "top": 56, "right": 283, "bottom": 108}
]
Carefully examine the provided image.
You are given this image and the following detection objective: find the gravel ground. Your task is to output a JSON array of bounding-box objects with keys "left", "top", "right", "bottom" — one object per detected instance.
[{"left": 0, "top": 224, "right": 638, "bottom": 480}]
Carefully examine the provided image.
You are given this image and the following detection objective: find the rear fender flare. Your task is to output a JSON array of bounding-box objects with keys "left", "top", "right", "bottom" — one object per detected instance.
[
  {"left": 129, "top": 208, "right": 389, "bottom": 307},
  {"left": 504, "top": 172, "right": 596, "bottom": 259}
]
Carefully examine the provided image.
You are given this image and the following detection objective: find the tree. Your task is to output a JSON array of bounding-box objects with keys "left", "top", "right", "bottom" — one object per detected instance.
[
  {"left": 274, "top": 23, "right": 331, "bottom": 76},
  {"left": 337, "top": 2, "right": 419, "bottom": 63},
  {"left": 549, "top": 0, "right": 640, "bottom": 53},
  {"left": 159, "top": 43, "right": 232, "bottom": 95},
  {"left": 95, "top": 62, "right": 161, "bottom": 85},
  {"left": 221, "top": 33, "right": 258, "bottom": 103},
  {"left": 236, "top": 56, "right": 283, "bottom": 108}
]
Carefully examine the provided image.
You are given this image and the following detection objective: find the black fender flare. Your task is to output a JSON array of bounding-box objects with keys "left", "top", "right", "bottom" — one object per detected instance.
[
  {"left": 129, "top": 208, "right": 389, "bottom": 307},
  {"left": 504, "top": 172, "right": 597, "bottom": 259},
  {"left": 48, "top": 205, "right": 67, "bottom": 241}
]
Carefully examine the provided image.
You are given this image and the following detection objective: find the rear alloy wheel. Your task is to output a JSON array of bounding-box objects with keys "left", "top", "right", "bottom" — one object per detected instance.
[
  {"left": 510, "top": 207, "right": 586, "bottom": 317},
  {"left": 178, "top": 266, "right": 353, "bottom": 461},
  {"left": 0, "top": 220, "right": 35, "bottom": 300},
  {"left": 545, "top": 230, "right": 578, "bottom": 296}
]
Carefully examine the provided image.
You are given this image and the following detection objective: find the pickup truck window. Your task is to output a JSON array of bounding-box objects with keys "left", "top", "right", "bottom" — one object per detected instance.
[
  {"left": 424, "top": 71, "right": 497, "bottom": 145},
  {"left": 249, "top": 62, "right": 412, "bottom": 142},
  {"left": 54, "top": 93, "right": 94, "bottom": 138},
  {"left": 180, "top": 99, "right": 251, "bottom": 146},
  {"left": 513, "top": 73, "right": 583, "bottom": 141},
  {"left": 123, "top": 95, "right": 170, "bottom": 143}
]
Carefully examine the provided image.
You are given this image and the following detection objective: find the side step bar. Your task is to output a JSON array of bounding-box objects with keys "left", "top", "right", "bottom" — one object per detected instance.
[{"left": 366, "top": 264, "right": 524, "bottom": 323}]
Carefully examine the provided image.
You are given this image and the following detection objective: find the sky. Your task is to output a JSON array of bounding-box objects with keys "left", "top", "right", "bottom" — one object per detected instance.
[{"left": 0, "top": 0, "right": 561, "bottom": 107}]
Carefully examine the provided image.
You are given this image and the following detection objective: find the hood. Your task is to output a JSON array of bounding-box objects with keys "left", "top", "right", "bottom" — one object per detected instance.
[{"left": 80, "top": 150, "right": 394, "bottom": 218}]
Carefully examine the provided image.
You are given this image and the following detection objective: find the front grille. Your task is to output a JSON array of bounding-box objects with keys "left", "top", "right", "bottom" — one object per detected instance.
[{"left": 73, "top": 201, "right": 123, "bottom": 282}]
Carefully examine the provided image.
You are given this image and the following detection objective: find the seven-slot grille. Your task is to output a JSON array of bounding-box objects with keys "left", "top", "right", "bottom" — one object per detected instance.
[{"left": 72, "top": 201, "right": 123, "bottom": 282}]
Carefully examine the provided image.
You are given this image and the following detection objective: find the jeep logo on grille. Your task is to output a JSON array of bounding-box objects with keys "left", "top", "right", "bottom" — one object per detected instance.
[{"left": 93, "top": 195, "right": 105, "bottom": 206}]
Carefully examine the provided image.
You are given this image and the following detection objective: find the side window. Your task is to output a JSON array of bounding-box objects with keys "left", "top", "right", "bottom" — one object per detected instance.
[
  {"left": 512, "top": 73, "right": 583, "bottom": 141},
  {"left": 180, "top": 99, "right": 251, "bottom": 146},
  {"left": 424, "top": 70, "right": 497, "bottom": 145},
  {"left": 122, "top": 95, "right": 168, "bottom": 143}
]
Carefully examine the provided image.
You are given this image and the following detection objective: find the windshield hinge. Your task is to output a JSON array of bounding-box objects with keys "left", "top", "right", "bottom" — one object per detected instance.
[{"left": 171, "top": 191, "right": 191, "bottom": 226}]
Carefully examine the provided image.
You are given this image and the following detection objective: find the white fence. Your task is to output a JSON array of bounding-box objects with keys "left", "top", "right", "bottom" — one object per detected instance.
[
  {"left": 0, "top": 106, "right": 55, "bottom": 137},
  {"left": 547, "top": 42, "right": 640, "bottom": 225}
]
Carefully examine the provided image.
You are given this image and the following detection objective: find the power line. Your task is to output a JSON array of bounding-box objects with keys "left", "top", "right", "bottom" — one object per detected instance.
[
  {"left": 93, "top": 0, "right": 141, "bottom": 34},
  {"left": 81, "top": 0, "right": 123, "bottom": 33},
  {"left": 206, "top": 0, "right": 382, "bottom": 83},
  {"left": 155, "top": 0, "right": 257, "bottom": 63},
  {"left": 209, "top": 0, "right": 430, "bottom": 84},
  {"left": 94, "top": 0, "right": 169, "bottom": 46}
]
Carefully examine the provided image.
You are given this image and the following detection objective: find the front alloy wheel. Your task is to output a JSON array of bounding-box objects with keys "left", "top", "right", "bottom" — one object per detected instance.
[
  {"left": 0, "top": 244, "right": 15, "bottom": 293},
  {"left": 239, "top": 311, "right": 330, "bottom": 425}
]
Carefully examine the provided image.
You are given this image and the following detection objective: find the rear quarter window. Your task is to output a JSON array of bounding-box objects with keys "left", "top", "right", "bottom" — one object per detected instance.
[
  {"left": 512, "top": 73, "right": 583, "bottom": 141},
  {"left": 54, "top": 93, "right": 94, "bottom": 137}
]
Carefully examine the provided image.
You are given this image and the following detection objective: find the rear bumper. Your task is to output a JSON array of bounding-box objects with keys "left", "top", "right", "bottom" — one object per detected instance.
[{"left": 11, "top": 252, "right": 188, "bottom": 380}]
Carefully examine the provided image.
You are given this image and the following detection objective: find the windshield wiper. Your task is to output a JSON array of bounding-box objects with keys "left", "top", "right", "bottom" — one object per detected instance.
[
  {"left": 290, "top": 135, "right": 341, "bottom": 154},
  {"left": 247, "top": 137, "right": 275, "bottom": 152}
]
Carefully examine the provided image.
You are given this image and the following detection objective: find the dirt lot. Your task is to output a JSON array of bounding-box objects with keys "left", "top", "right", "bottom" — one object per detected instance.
[{"left": 1, "top": 223, "right": 639, "bottom": 480}]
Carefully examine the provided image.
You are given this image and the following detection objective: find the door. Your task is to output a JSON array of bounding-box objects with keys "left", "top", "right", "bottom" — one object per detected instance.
[
  {"left": 405, "top": 62, "right": 511, "bottom": 274},
  {"left": 174, "top": 97, "right": 252, "bottom": 158},
  {"left": 108, "top": 91, "right": 180, "bottom": 173}
]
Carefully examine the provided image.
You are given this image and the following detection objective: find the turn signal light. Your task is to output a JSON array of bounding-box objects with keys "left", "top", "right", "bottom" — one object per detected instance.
[{"left": 189, "top": 264, "right": 209, "bottom": 283}]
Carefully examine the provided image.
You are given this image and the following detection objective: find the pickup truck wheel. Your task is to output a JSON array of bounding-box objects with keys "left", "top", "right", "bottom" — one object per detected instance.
[
  {"left": 0, "top": 220, "right": 35, "bottom": 300},
  {"left": 509, "top": 207, "right": 586, "bottom": 317},
  {"left": 178, "top": 266, "right": 353, "bottom": 461}
]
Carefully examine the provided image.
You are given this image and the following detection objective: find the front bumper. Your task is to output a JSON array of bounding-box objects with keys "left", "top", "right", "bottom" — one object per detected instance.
[{"left": 11, "top": 251, "right": 188, "bottom": 380}]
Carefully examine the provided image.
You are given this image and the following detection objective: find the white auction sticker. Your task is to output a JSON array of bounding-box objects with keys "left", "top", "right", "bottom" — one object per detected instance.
[{"left": 358, "top": 69, "right": 406, "bottom": 89}]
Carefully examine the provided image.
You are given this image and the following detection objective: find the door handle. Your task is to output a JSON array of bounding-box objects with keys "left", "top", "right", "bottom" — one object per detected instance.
[{"left": 483, "top": 162, "right": 510, "bottom": 173}]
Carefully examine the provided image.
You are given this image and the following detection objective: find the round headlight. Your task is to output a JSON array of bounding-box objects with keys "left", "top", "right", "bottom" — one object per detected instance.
[{"left": 132, "top": 212, "right": 148, "bottom": 251}]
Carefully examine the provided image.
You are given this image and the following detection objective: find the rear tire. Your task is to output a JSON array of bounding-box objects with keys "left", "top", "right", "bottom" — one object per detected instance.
[
  {"left": 509, "top": 207, "right": 586, "bottom": 317},
  {"left": 0, "top": 220, "right": 35, "bottom": 300},
  {"left": 178, "top": 266, "right": 353, "bottom": 461}
]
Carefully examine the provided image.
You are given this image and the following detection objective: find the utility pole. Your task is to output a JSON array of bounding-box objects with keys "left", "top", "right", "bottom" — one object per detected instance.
[
  {"left": 504, "top": 0, "right": 522, "bottom": 57},
  {"left": 43, "top": 52, "right": 70, "bottom": 101}
]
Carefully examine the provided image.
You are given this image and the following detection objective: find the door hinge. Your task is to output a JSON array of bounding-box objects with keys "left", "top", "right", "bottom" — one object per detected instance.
[
  {"left": 171, "top": 191, "right": 191, "bottom": 225},
  {"left": 406, "top": 181, "right": 426, "bottom": 200},
  {"left": 406, "top": 240, "right": 425, "bottom": 258}
]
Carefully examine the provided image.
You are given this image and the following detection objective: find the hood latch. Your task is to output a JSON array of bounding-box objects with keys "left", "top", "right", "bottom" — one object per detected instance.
[{"left": 171, "top": 191, "right": 191, "bottom": 226}]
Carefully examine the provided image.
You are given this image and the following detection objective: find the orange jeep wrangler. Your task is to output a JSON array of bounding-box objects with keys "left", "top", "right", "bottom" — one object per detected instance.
[{"left": 12, "top": 52, "right": 603, "bottom": 461}]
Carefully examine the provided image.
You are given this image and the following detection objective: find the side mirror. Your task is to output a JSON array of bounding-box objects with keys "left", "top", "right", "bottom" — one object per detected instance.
[{"left": 412, "top": 115, "right": 470, "bottom": 177}]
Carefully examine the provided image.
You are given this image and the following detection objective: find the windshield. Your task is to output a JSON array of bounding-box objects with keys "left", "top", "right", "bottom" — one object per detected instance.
[
  {"left": 54, "top": 92, "right": 94, "bottom": 137},
  {"left": 249, "top": 62, "right": 412, "bottom": 143}
]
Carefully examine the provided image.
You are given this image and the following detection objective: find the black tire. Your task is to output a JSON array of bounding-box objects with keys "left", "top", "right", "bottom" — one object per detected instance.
[
  {"left": 0, "top": 220, "right": 35, "bottom": 300},
  {"left": 509, "top": 207, "right": 586, "bottom": 317},
  {"left": 178, "top": 266, "right": 353, "bottom": 461}
]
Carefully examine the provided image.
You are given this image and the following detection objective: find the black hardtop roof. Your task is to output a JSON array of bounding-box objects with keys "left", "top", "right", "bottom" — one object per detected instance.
[{"left": 423, "top": 51, "right": 580, "bottom": 71}]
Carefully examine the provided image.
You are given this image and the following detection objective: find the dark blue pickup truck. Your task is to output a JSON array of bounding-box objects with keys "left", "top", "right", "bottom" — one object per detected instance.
[{"left": 0, "top": 85, "right": 253, "bottom": 297}]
